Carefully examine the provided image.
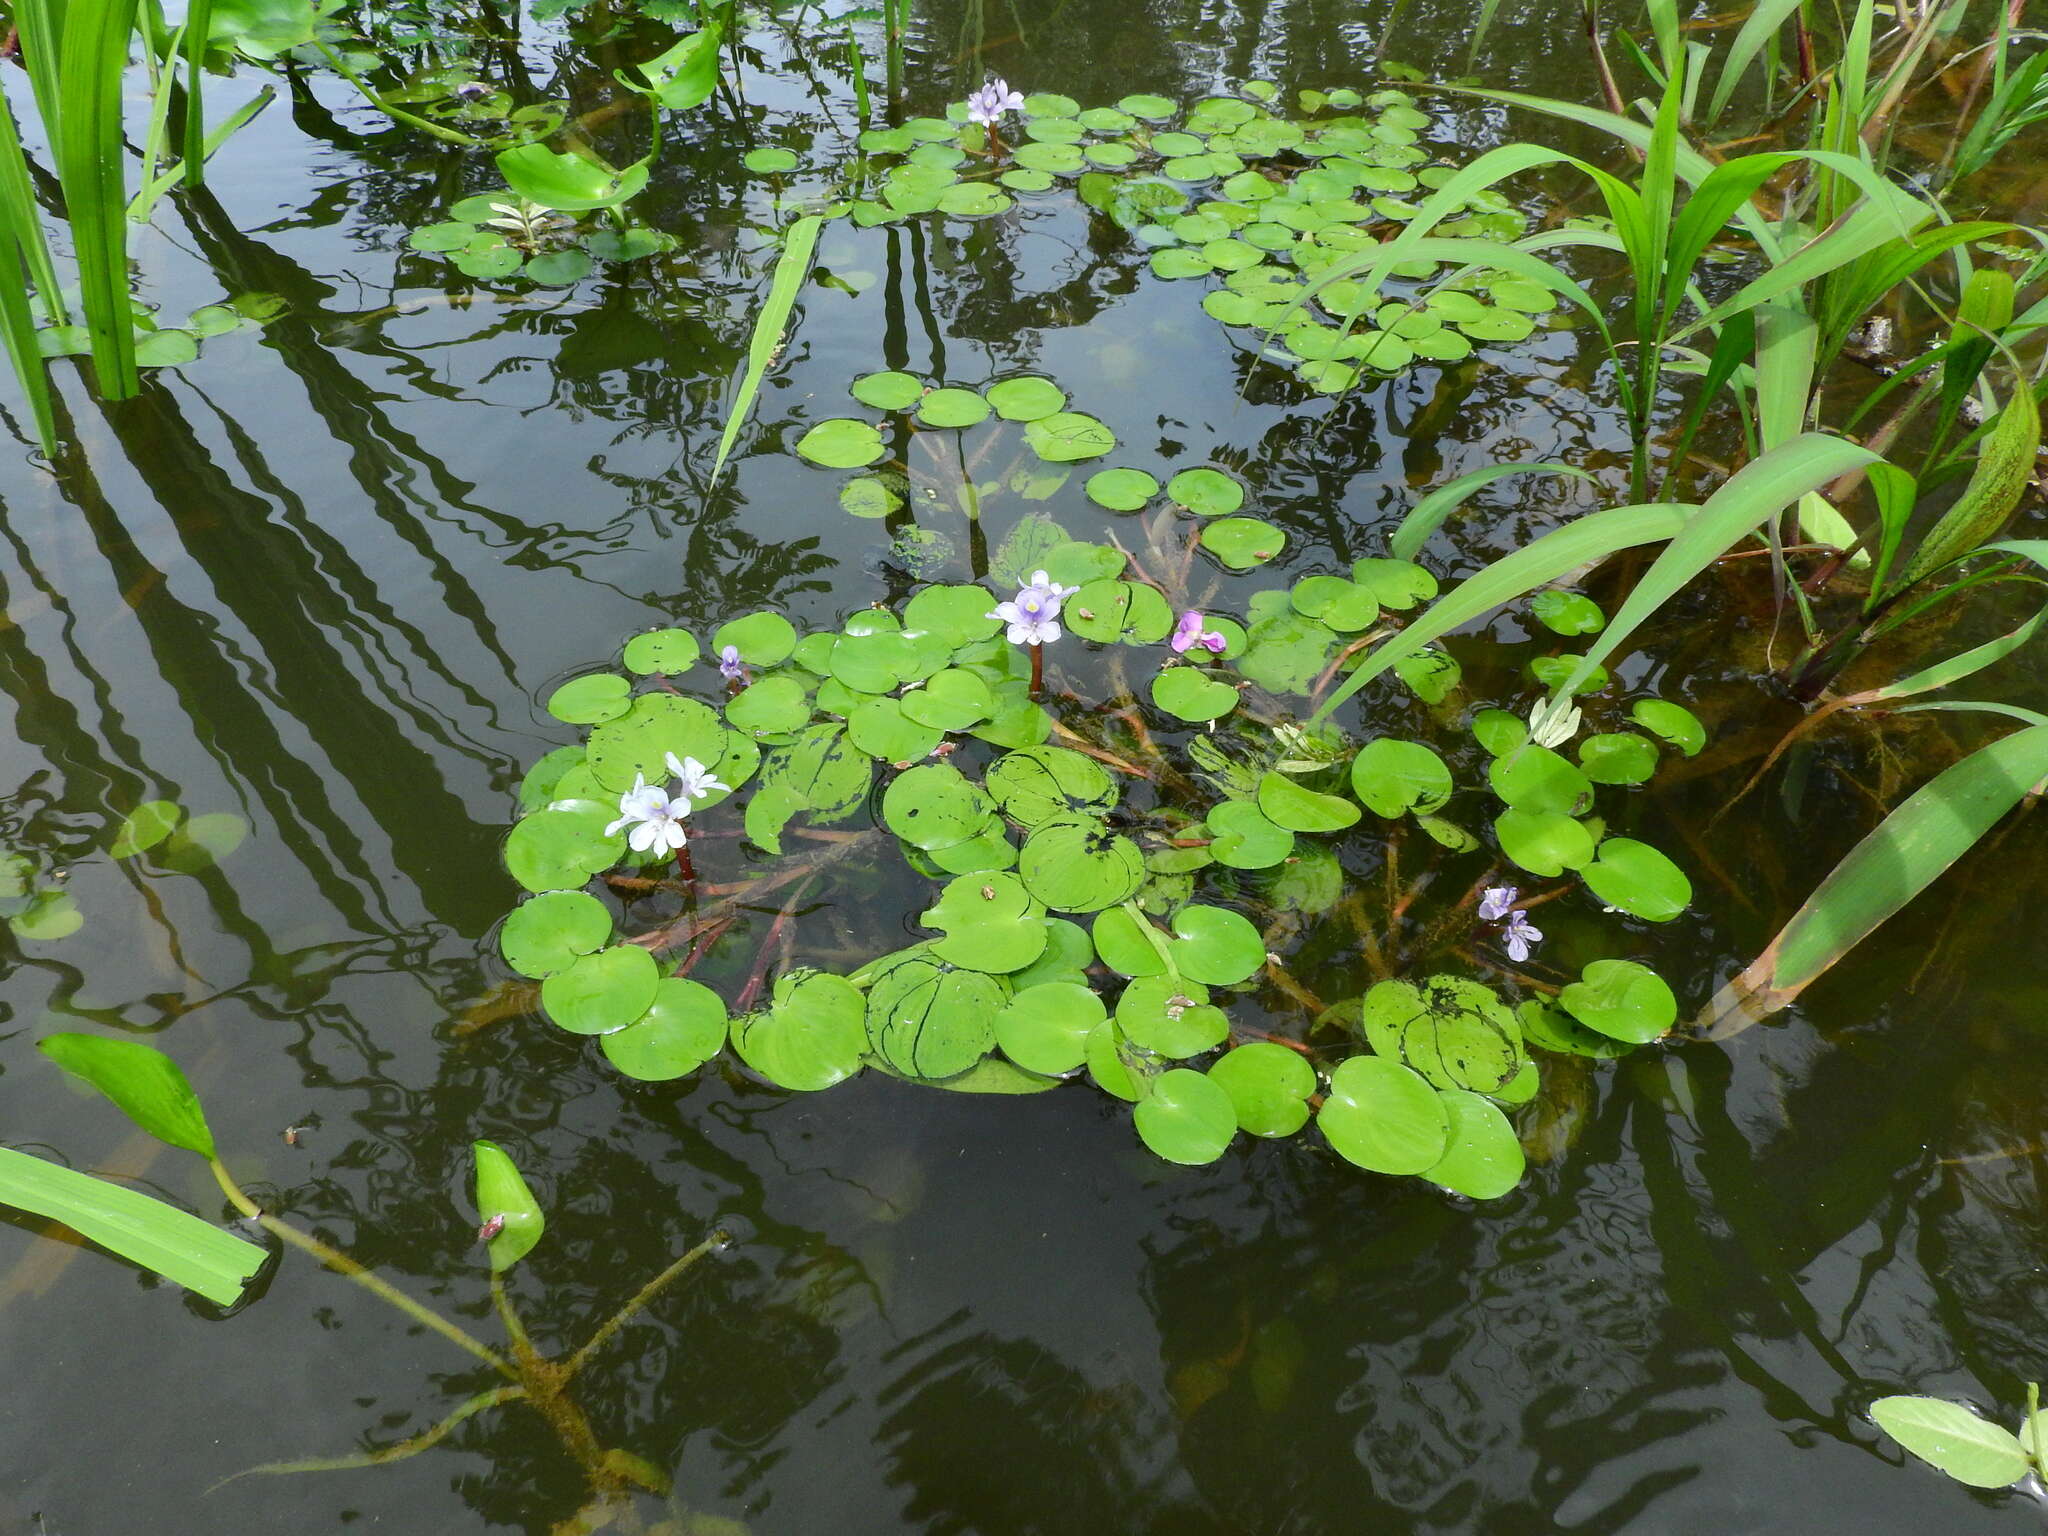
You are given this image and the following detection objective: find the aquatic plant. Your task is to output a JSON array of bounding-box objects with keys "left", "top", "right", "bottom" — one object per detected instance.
[{"left": 1872, "top": 1384, "right": 2048, "bottom": 1491}]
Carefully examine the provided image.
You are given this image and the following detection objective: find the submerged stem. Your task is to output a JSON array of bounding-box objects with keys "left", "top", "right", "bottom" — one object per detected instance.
[{"left": 564, "top": 1229, "right": 728, "bottom": 1382}]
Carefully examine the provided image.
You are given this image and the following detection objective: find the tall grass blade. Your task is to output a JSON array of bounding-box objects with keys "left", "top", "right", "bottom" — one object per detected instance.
[
  {"left": 181, "top": 0, "right": 214, "bottom": 186},
  {"left": 1706, "top": 0, "right": 1808, "bottom": 124},
  {"left": 1308, "top": 502, "right": 1692, "bottom": 728},
  {"left": 56, "top": 0, "right": 144, "bottom": 399},
  {"left": 710, "top": 213, "right": 822, "bottom": 485},
  {"left": 0, "top": 81, "right": 67, "bottom": 325},
  {"left": 0, "top": 89, "right": 59, "bottom": 451},
  {"left": 1699, "top": 720, "right": 2048, "bottom": 1036},
  {"left": 1388, "top": 462, "right": 1599, "bottom": 563},
  {"left": 1895, "top": 384, "right": 2041, "bottom": 589}
]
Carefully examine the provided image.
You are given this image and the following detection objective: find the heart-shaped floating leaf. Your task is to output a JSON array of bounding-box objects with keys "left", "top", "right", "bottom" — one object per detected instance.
[
  {"left": 726, "top": 675, "right": 813, "bottom": 734},
  {"left": 1200, "top": 516, "right": 1286, "bottom": 569},
  {"left": 1152, "top": 667, "right": 1240, "bottom": 722},
  {"left": 851, "top": 370, "right": 924, "bottom": 410},
  {"left": 1581, "top": 837, "right": 1691, "bottom": 921},
  {"left": 504, "top": 802, "right": 619, "bottom": 892},
  {"left": 1318, "top": 1055, "right": 1448, "bottom": 1173},
  {"left": 1134, "top": 1067, "right": 1238, "bottom": 1164},
  {"left": 472, "top": 1139, "right": 545, "bottom": 1272},
  {"left": 1471, "top": 708, "right": 1529, "bottom": 755},
  {"left": 986, "top": 375, "right": 1067, "bottom": 421},
  {"left": 1208, "top": 1042, "right": 1315, "bottom": 1137},
  {"left": 499, "top": 890, "right": 612, "bottom": 978},
  {"left": 1361, "top": 975, "right": 1524, "bottom": 1094},
  {"left": 1017, "top": 816, "right": 1146, "bottom": 912},
  {"left": 1351, "top": 557, "right": 1438, "bottom": 609},
  {"left": 586, "top": 695, "right": 734, "bottom": 793},
  {"left": 1351, "top": 737, "right": 1452, "bottom": 818},
  {"left": 1490, "top": 744, "right": 1591, "bottom": 815},
  {"left": 1064, "top": 579, "right": 1173, "bottom": 643},
  {"left": 797, "top": 418, "right": 886, "bottom": 468},
  {"left": 541, "top": 945, "right": 660, "bottom": 1035},
  {"left": 600, "top": 978, "right": 728, "bottom": 1081},
  {"left": 883, "top": 762, "right": 997, "bottom": 850},
  {"left": 732, "top": 969, "right": 867, "bottom": 1090},
  {"left": 1085, "top": 468, "right": 1160, "bottom": 511},
  {"left": 1204, "top": 799, "right": 1294, "bottom": 868},
  {"left": 1291, "top": 574, "right": 1380, "bottom": 632},
  {"left": 1024, "top": 411, "right": 1116, "bottom": 463},
  {"left": 1256, "top": 771, "right": 1360, "bottom": 833},
  {"left": 40, "top": 1034, "right": 217, "bottom": 1158},
  {"left": 849, "top": 696, "right": 944, "bottom": 763},
  {"left": 1494, "top": 807, "right": 1596, "bottom": 878},
  {"left": 921, "top": 873, "right": 1049, "bottom": 973},
  {"left": 1870, "top": 1396, "right": 2030, "bottom": 1488},
  {"left": 1516, "top": 997, "right": 1632, "bottom": 1059},
  {"left": 1529, "top": 589, "right": 1605, "bottom": 635},
  {"left": 1116, "top": 974, "right": 1227, "bottom": 1058},
  {"left": 621, "top": 629, "right": 701, "bottom": 675},
  {"left": 547, "top": 672, "right": 632, "bottom": 725},
  {"left": 993, "top": 981, "right": 1107, "bottom": 1074},
  {"left": 1395, "top": 646, "right": 1461, "bottom": 703},
  {"left": 712, "top": 611, "right": 798, "bottom": 666},
  {"left": 986, "top": 746, "right": 1118, "bottom": 828},
  {"left": 1578, "top": 732, "right": 1658, "bottom": 785},
  {"left": 903, "top": 584, "right": 1003, "bottom": 647},
  {"left": 1631, "top": 697, "right": 1706, "bottom": 756},
  {"left": 1422, "top": 1089, "right": 1525, "bottom": 1199},
  {"left": 110, "top": 801, "right": 181, "bottom": 859},
  {"left": 1558, "top": 959, "right": 1675, "bottom": 1043},
  {"left": 1167, "top": 904, "right": 1265, "bottom": 985},
  {"left": 916, "top": 387, "right": 991, "bottom": 428},
  {"left": 1166, "top": 466, "right": 1245, "bottom": 516},
  {"left": 862, "top": 947, "right": 1007, "bottom": 1078}
]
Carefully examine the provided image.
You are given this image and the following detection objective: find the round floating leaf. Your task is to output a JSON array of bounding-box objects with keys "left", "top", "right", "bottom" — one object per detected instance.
[
  {"left": 527, "top": 249, "right": 593, "bottom": 286},
  {"left": 1085, "top": 468, "right": 1160, "bottom": 511},
  {"left": 1290, "top": 574, "right": 1379, "bottom": 632},
  {"left": 1422, "top": 1090, "right": 1526, "bottom": 1199},
  {"left": 797, "top": 418, "right": 886, "bottom": 468},
  {"left": 1530, "top": 589, "right": 1605, "bottom": 635},
  {"left": 733, "top": 969, "right": 868, "bottom": 1090},
  {"left": 936, "top": 182, "right": 1013, "bottom": 217},
  {"left": 884, "top": 762, "right": 996, "bottom": 850},
  {"left": 863, "top": 947, "right": 1006, "bottom": 1077},
  {"left": 1870, "top": 1398, "right": 2030, "bottom": 1489},
  {"left": 159, "top": 812, "right": 248, "bottom": 873},
  {"left": 110, "top": 801, "right": 181, "bottom": 859},
  {"left": 1018, "top": 816, "right": 1145, "bottom": 912},
  {"left": 1120, "top": 92, "right": 1176, "bottom": 118},
  {"left": 540, "top": 944, "right": 660, "bottom": 1035},
  {"left": 851, "top": 370, "right": 924, "bottom": 410},
  {"left": 743, "top": 146, "right": 798, "bottom": 173},
  {"left": 1134, "top": 1068, "right": 1237, "bottom": 1165},
  {"left": 1012, "top": 917, "right": 1095, "bottom": 990},
  {"left": 1489, "top": 744, "right": 1592, "bottom": 816},
  {"left": 1395, "top": 647, "right": 1461, "bottom": 704},
  {"left": 1064, "top": 578, "right": 1173, "bottom": 644},
  {"left": 1024, "top": 412, "right": 1116, "bottom": 463},
  {"left": 986, "top": 745, "right": 1118, "bottom": 827},
  {"left": 916, "top": 386, "right": 991, "bottom": 428},
  {"left": 1517, "top": 997, "right": 1631, "bottom": 1059},
  {"left": 1208, "top": 1042, "right": 1315, "bottom": 1137},
  {"left": 1205, "top": 800, "right": 1293, "bottom": 868},
  {"left": 1150, "top": 247, "right": 1214, "bottom": 280},
  {"left": 1151, "top": 666, "right": 1240, "bottom": 722},
  {"left": 601, "top": 978, "right": 727, "bottom": 1080},
  {"left": 1582, "top": 837, "right": 1691, "bottom": 923},
  {"left": 1116, "top": 974, "right": 1226, "bottom": 1058},
  {"left": 1362, "top": 975, "right": 1523, "bottom": 1094},
  {"left": 1350, "top": 559, "right": 1438, "bottom": 613},
  {"left": 903, "top": 583, "right": 1003, "bottom": 647},
  {"left": 505, "top": 802, "right": 619, "bottom": 892},
  {"left": 712, "top": 611, "right": 798, "bottom": 667},
  {"left": 1494, "top": 807, "right": 1596, "bottom": 878},
  {"left": 1351, "top": 738, "right": 1452, "bottom": 818},
  {"left": 547, "top": 672, "right": 632, "bottom": 725},
  {"left": 928, "top": 828, "right": 1018, "bottom": 875},
  {"left": 986, "top": 375, "right": 1067, "bottom": 421},
  {"left": 1632, "top": 698, "right": 1706, "bottom": 756},
  {"left": 1091, "top": 906, "right": 1167, "bottom": 977},
  {"left": 1002, "top": 168, "right": 1056, "bottom": 192},
  {"left": 849, "top": 695, "right": 944, "bottom": 763},
  {"left": 1256, "top": 771, "right": 1360, "bottom": 833},
  {"left": 993, "top": 982, "right": 1106, "bottom": 1074},
  {"left": 1201, "top": 517, "right": 1285, "bottom": 569},
  {"left": 1559, "top": 959, "right": 1675, "bottom": 1044},
  {"left": 1578, "top": 733, "right": 1659, "bottom": 785},
  {"left": 622, "top": 629, "right": 700, "bottom": 675},
  {"left": 1319, "top": 1055, "right": 1449, "bottom": 1173},
  {"left": 39, "top": 1034, "right": 215, "bottom": 1157},
  {"left": 500, "top": 890, "right": 612, "bottom": 978},
  {"left": 921, "top": 872, "right": 1048, "bottom": 973},
  {"left": 586, "top": 695, "right": 739, "bottom": 798},
  {"left": 1086, "top": 1021, "right": 1147, "bottom": 1101},
  {"left": 1166, "top": 466, "right": 1245, "bottom": 517},
  {"left": 472, "top": 1140, "right": 544, "bottom": 1273},
  {"left": 1471, "top": 708, "right": 1528, "bottom": 755},
  {"left": 900, "top": 668, "right": 994, "bottom": 732},
  {"left": 1012, "top": 141, "right": 1085, "bottom": 174},
  {"left": 1168, "top": 904, "right": 1265, "bottom": 985},
  {"left": 725, "top": 675, "right": 812, "bottom": 734}
]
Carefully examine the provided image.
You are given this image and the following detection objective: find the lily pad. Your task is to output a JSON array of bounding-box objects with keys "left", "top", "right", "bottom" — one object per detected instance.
[
  {"left": 1204, "top": 800, "right": 1294, "bottom": 868},
  {"left": 1350, "top": 738, "right": 1452, "bottom": 818},
  {"left": 1581, "top": 837, "right": 1691, "bottom": 921},
  {"left": 712, "top": 611, "right": 798, "bottom": 667},
  {"left": 733, "top": 969, "right": 868, "bottom": 1090},
  {"left": 862, "top": 947, "right": 1007, "bottom": 1078},
  {"left": 1085, "top": 468, "right": 1161, "bottom": 511},
  {"left": 903, "top": 583, "right": 1004, "bottom": 647},
  {"left": 500, "top": 891, "right": 612, "bottom": 978},
  {"left": 1256, "top": 771, "right": 1360, "bottom": 833},
  {"left": 1318, "top": 1055, "right": 1449, "bottom": 1173},
  {"left": 1489, "top": 745, "right": 1592, "bottom": 816},
  {"left": 1133, "top": 1068, "right": 1238, "bottom": 1165},
  {"left": 1494, "top": 807, "right": 1596, "bottom": 878},
  {"left": 1116, "top": 974, "right": 1227, "bottom": 1058},
  {"left": 916, "top": 387, "right": 991, "bottom": 428},
  {"left": 601, "top": 978, "right": 728, "bottom": 1080},
  {"left": 797, "top": 419, "right": 886, "bottom": 468},
  {"left": 1166, "top": 466, "right": 1245, "bottom": 516},
  {"left": 1166, "top": 904, "right": 1266, "bottom": 985},
  {"left": 1017, "top": 816, "right": 1145, "bottom": 912},
  {"left": 1631, "top": 697, "right": 1706, "bottom": 756},
  {"left": 1422, "top": 1089, "right": 1526, "bottom": 1199},
  {"left": 1208, "top": 1042, "right": 1316, "bottom": 1137},
  {"left": 851, "top": 370, "right": 924, "bottom": 410},
  {"left": 540, "top": 944, "right": 659, "bottom": 1035},
  {"left": 1151, "top": 667, "right": 1240, "bottom": 722},
  {"left": 985, "top": 746, "right": 1118, "bottom": 827},
  {"left": 993, "top": 982, "right": 1107, "bottom": 1075},
  {"left": 726, "top": 675, "right": 813, "bottom": 734},
  {"left": 1361, "top": 975, "right": 1523, "bottom": 1094},
  {"left": 1024, "top": 412, "right": 1117, "bottom": 463},
  {"left": 1064, "top": 579, "right": 1173, "bottom": 644},
  {"left": 1558, "top": 959, "right": 1675, "bottom": 1044},
  {"left": 986, "top": 375, "right": 1067, "bottom": 421},
  {"left": 110, "top": 801, "right": 181, "bottom": 859},
  {"left": 505, "top": 802, "right": 620, "bottom": 892},
  {"left": 883, "top": 763, "right": 996, "bottom": 851},
  {"left": 1201, "top": 517, "right": 1286, "bottom": 569},
  {"left": 920, "top": 872, "right": 1049, "bottom": 973},
  {"left": 621, "top": 629, "right": 701, "bottom": 675}
]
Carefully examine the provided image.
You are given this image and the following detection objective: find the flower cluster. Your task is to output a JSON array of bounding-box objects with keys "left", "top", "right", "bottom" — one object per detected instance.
[
  {"left": 990, "top": 570, "right": 1078, "bottom": 647},
  {"left": 605, "top": 751, "right": 730, "bottom": 854},
  {"left": 1478, "top": 885, "right": 1542, "bottom": 963},
  {"left": 966, "top": 76, "right": 1025, "bottom": 127}
]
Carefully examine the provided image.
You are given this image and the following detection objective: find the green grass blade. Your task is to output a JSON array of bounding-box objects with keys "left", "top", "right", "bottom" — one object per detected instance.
[
  {"left": 1544, "top": 432, "right": 1876, "bottom": 700},
  {"left": 1388, "top": 462, "right": 1600, "bottom": 563},
  {"left": 181, "top": 0, "right": 213, "bottom": 186},
  {"left": 1307, "top": 501, "right": 1692, "bottom": 728},
  {"left": 1706, "top": 0, "right": 1807, "bottom": 124},
  {"left": 1702, "top": 720, "right": 2048, "bottom": 1035},
  {"left": 710, "top": 212, "right": 821, "bottom": 484},
  {"left": 1897, "top": 384, "right": 2041, "bottom": 589},
  {"left": 57, "top": 0, "right": 144, "bottom": 399},
  {"left": 0, "top": 1145, "right": 265, "bottom": 1306},
  {"left": 0, "top": 71, "right": 67, "bottom": 325},
  {"left": 0, "top": 92, "right": 57, "bottom": 450}
]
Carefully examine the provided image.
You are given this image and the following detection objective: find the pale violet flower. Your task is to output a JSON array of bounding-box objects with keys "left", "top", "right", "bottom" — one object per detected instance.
[
  {"left": 966, "top": 76, "right": 1025, "bottom": 126},
  {"left": 1500, "top": 909, "right": 1543, "bottom": 963},
  {"left": 988, "top": 570, "right": 1077, "bottom": 647},
  {"left": 606, "top": 775, "right": 691, "bottom": 853},
  {"left": 717, "top": 644, "right": 746, "bottom": 683},
  {"left": 1528, "top": 695, "right": 1583, "bottom": 749},
  {"left": 1477, "top": 885, "right": 1518, "bottom": 922},
  {"left": 665, "top": 752, "right": 730, "bottom": 803},
  {"left": 1170, "top": 610, "right": 1227, "bottom": 654}
]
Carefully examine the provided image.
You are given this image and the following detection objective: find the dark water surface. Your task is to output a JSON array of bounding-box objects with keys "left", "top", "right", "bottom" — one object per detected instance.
[{"left": 5, "top": 2, "right": 2048, "bottom": 1532}]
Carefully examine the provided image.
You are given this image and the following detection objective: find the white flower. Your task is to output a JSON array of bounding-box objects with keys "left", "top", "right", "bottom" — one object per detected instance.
[
  {"left": 989, "top": 601, "right": 1061, "bottom": 646},
  {"left": 664, "top": 752, "right": 730, "bottom": 803},
  {"left": 1528, "top": 695, "right": 1582, "bottom": 749},
  {"left": 606, "top": 774, "right": 691, "bottom": 853},
  {"left": 966, "top": 76, "right": 1025, "bottom": 126}
]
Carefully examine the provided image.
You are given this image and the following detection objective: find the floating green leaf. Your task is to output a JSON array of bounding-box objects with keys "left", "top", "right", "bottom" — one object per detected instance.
[
  {"left": 1116, "top": 974, "right": 1227, "bottom": 1057},
  {"left": 1870, "top": 1397, "right": 2030, "bottom": 1489},
  {"left": 1152, "top": 667, "right": 1240, "bottom": 722},
  {"left": 1494, "top": 807, "right": 1596, "bottom": 877},
  {"left": 986, "top": 376, "right": 1067, "bottom": 421},
  {"left": 110, "top": 801, "right": 181, "bottom": 859},
  {"left": 40, "top": 1034, "right": 217, "bottom": 1159},
  {"left": 712, "top": 611, "right": 798, "bottom": 666},
  {"left": 1350, "top": 738, "right": 1452, "bottom": 818},
  {"left": 500, "top": 891, "right": 612, "bottom": 978},
  {"left": 1631, "top": 698, "right": 1705, "bottom": 755},
  {"left": 1024, "top": 412, "right": 1116, "bottom": 462},
  {"left": 916, "top": 387, "right": 991, "bottom": 427},
  {"left": 851, "top": 370, "right": 924, "bottom": 410},
  {"left": 547, "top": 673, "right": 632, "bottom": 725},
  {"left": 1166, "top": 466, "right": 1245, "bottom": 516},
  {"left": 472, "top": 1139, "right": 545, "bottom": 1272},
  {"left": 886, "top": 763, "right": 998, "bottom": 850},
  {"left": 863, "top": 947, "right": 1006, "bottom": 1078},
  {"left": 1201, "top": 516, "right": 1286, "bottom": 569},
  {"left": 1578, "top": 732, "right": 1658, "bottom": 785},
  {"left": 1085, "top": 468, "right": 1160, "bottom": 511},
  {"left": 921, "top": 872, "right": 1049, "bottom": 973},
  {"left": 1256, "top": 771, "right": 1359, "bottom": 833},
  {"left": 1581, "top": 838, "right": 1691, "bottom": 922},
  {"left": 1133, "top": 1067, "right": 1238, "bottom": 1164},
  {"left": 1018, "top": 817, "right": 1146, "bottom": 911},
  {"left": 993, "top": 982, "right": 1106, "bottom": 1074},
  {"left": 1361, "top": 976, "right": 1523, "bottom": 1094},
  {"left": 797, "top": 418, "right": 886, "bottom": 467},
  {"left": 986, "top": 746, "right": 1118, "bottom": 828},
  {"left": 733, "top": 969, "right": 868, "bottom": 1090},
  {"left": 541, "top": 945, "right": 660, "bottom": 1035},
  {"left": 1559, "top": 959, "right": 1675, "bottom": 1043},
  {"left": 1208, "top": 1042, "right": 1315, "bottom": 1137},
  {"left": 1204, "top": 800, "right": 1294, "bottom": 868},
  {"left": 622, "top": 629, "right": 701, "bottom": 675},
  {"left": 1318, "top": 1055, "right": 1449, "bottom": 1173},
  {"left": 1422, "top": 1089, "right": 1525, "bottom": 1199},
  {"left": 600, "top": 978, "right": 728, "bottom": 1081}
]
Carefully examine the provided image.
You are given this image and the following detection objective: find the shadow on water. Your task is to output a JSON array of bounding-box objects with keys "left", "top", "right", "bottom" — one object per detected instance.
[{"left": 4, "top": 0, "right": 2048, "bottom": 1532}]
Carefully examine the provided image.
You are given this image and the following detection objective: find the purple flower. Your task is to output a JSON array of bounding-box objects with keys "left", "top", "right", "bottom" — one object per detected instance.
[
  {"left": 966, "top": 77, "right": 1026, "bottom": 126},
  {"left": 718, "top": 643, "right": 746, "bottom": 682},
  {"left": 1500, "top": 909, "right": 1543, "bottom": 963},
  {"left": 1170, "top": 610, "right": 1227, "bottom": 655},
  {"left": 1477, "top": 885, "right": 1518, "bottom": 922},
  {"left": 988, "top": 570, "right": 1078, "bottom": 646}
]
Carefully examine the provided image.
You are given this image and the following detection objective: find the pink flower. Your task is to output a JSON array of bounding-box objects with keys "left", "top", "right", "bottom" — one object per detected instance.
[{"left": 1170, "top": 610, "right": 1226, "bottom": 654}]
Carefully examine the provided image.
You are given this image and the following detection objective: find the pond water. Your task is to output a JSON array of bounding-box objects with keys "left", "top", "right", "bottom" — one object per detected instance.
[{"left": 5, "top": 1, "right": 2048, "bottom": 1532}]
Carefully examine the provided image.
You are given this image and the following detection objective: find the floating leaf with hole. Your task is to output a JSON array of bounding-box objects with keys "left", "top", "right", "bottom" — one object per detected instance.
[
  {"left": 1208, "top": 1042, "right": 1315, "bottom": 1137},
  {"left": 1422, "top": 1089, "right": 1525, "bottom": 1198},
  {"left": 1361, "top": 976, "right": 1523, "bottom": 1094},
  {"left": 1318, "top": 1055, "right": 1449, "bottom": 1173},
  {"left": 40, "top": 1035, "right": 217, "bottom": 1158},
  {"left": 500, "top": 891, "right": 612, "bottom": 978},
  {"left": 1134, "top": 1068, "right": 1237, "bottom": 1164},
  {"left": 1351, "top": 738, "right": 1452, "bottom": 818},
  {"left": 601, "top": 978, "right": 728, "bottom": 1081},
  {"left": 541, "top": 945, "right": 660, "bottom": 1035},
  {"left": 733, "top": 969, "right": 868, "bottom": 1090},
  {"left": 1559, "top": 959, "right": 1675, "bottom": 1044},
  {"left": 993, "top": 982, "right": 1106, "bottom": 1075}
]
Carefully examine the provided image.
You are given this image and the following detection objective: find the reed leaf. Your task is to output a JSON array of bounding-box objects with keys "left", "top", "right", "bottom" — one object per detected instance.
[
  {"left": 710, "top": 212, "right": 821, "bottom": 484},
  {"left": 55, "top": 0, "right": 144, "bottom": 399},
  {"left": 1388, "top": 462, "right": 1600, "bottom": 563},
  {"left": 1705, "top": 0, "right": 1808, "bottom": 125}
]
